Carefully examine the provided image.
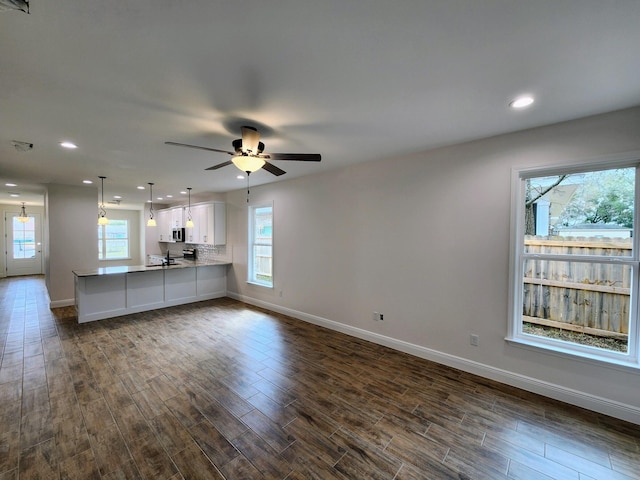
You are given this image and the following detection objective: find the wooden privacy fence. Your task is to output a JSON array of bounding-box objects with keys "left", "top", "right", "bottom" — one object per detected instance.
[{"left": 523, "top": 236, "right": 631, "bottom": 339}]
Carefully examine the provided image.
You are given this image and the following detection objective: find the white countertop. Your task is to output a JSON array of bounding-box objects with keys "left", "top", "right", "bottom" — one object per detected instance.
[{"left": 73, "top": 259, "right": 231, "bottom": 277}]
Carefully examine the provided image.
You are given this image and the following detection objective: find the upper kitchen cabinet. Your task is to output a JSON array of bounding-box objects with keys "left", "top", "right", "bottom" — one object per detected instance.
[
  {"left": 157, "top": 206, "right": 184, "bottom": 242},
  {"left": 156, "top": 209, "right": 173, "bottom": 242},
  {"left": 186, "top": 202, "right": 226, "bottom": 246},
  {"left": 171, "top": 207, "right": 184, "bottom": 228}
]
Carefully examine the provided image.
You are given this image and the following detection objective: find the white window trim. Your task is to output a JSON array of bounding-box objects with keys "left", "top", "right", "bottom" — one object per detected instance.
[
  {"left": 507, "top": 155, "right": 640, "bottom": 370},
  {"left": 247, "top": 201, "right": 274, "bottom": 288}
]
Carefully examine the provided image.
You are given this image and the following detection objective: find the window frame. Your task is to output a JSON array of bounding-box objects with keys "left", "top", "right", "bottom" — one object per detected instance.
[
  {"left": 98, "top": 218, "right": 131, "bottom": 261},
  {"left": 508, "top": 157, "right": 640, "bottom": 369},
  {"left": 248, "top": 202, "right": 274, "bottom": 288}
]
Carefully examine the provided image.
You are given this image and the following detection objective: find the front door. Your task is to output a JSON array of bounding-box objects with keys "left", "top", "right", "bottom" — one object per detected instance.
[{"left": 5, "top": 211, "right": 43, "bottom": 276}]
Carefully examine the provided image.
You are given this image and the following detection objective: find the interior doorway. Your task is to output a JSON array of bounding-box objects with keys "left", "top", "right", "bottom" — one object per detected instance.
[{"left": 5, "top": 210, "right": 43, "bottom": 276}]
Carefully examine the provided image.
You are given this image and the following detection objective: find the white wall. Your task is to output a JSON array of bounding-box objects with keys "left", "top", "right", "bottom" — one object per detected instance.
[
  {"left": 46, "top": 184, "right": 98, "bottom": 307},
  {"left": 225, "top": 106, "right": 640, "bottom": 423}
]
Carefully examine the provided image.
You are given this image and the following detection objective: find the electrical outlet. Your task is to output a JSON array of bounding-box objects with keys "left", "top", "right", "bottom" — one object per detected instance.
[
  {"left": 379, "top": 313, "right": 384, "bottom": 321},
  {"left": 470, "top": 334, "right": 479, "bottom": 346},
  {"left": 373, "top": 312, "right": 379, "bottom": 321}
]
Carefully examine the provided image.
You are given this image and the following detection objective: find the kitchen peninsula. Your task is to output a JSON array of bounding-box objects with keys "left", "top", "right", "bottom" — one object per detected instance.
[{"left": 73, "top": 259, "right": 230, "bottom": 323}]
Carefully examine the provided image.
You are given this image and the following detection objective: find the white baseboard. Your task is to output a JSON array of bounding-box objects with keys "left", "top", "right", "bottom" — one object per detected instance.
[
  {"left": 227, "top": 292, "right": 640, "bottom": 425},
  {"left": 50, "top": 299, "right": 74, "bottom": 308}
]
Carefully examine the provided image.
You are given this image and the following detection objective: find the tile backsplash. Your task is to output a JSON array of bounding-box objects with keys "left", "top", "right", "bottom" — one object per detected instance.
[{"left": 195, "top": 244, "right": 232, "bottom": 262}]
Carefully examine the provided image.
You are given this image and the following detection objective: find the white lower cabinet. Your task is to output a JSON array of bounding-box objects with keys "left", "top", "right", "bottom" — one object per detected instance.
[
  {"left": 127, "top": 270, "right": 164, "bottom": 309},
  {"left": 164, "top": 268, "right": 197, "bottom": 302},
  {"left": 74, "top": 264, "right": 228, "bottom": 323},
  {"left": 196, "top": 265, "right": 226, "bottom": 296}
]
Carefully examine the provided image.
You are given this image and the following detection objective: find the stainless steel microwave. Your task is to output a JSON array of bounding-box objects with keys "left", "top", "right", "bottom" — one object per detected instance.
[{"left": 172, "top": 228, "right": 185, "bottom": 242}]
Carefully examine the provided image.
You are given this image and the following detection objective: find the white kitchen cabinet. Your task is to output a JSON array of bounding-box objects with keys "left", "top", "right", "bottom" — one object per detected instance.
[
  {"left": 171, "top": 207, "right": 184, "bottom": 228},
  {"left": 185, "top": 202, "right": 226, "bottom": 245},
  {"left": 156, "top": 209, "right": 173, "bottom": 242},
  {"left": 73, "top": 262, "right": 229, "bottom": 323}
]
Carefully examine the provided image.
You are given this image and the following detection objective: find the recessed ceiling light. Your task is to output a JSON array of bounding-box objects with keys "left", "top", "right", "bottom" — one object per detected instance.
[
  {"left": 83, "top": 180, "right": 93, "bottom": 184},
  {"left": 157, "top": 197, "right": 163, "bottom": 200},
  {"left": 166, "top": 195, "right": 173, "bottom": 198},
  {"left": 237, "top": 175, "right": 245, "bottom": 180},
  {"left": 5, "top": 183, "right": 17, "bottom": 187},
  {"left": 60, "top": 141, "right": 78, "bottom": 149},
  {"left": 10, "top": 193, "right": 20, "bottom": 197},
  {"left": 137, "top": 185, "right": 145, "bottom": 190},
  {"left": 509, "top": 95, "right": 535, "bottom": 109},
  {"left": 113, "top": 195, "right": 122, "bottom": 199},
  {"left": 180, "top": 191, "right": 187, "bottom": 195}
]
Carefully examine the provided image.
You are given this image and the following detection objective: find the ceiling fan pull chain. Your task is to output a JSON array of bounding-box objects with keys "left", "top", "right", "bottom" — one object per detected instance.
[{"left": 247, "top": 172, "right": 251, "bottom": 203}]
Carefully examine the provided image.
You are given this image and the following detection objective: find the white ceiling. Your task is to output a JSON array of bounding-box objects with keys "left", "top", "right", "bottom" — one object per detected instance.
[{"left": 2, "top": 1, "right": 640, "bottom": 208}]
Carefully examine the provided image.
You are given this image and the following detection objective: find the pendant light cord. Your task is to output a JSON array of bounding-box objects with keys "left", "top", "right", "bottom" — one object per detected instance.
[
  {"left": 246, "top": 172, "right": 251, "bottom": 203},
  {"left": 148, "top": 183, "right": 154, "bottom": 219},
  {"left": 187, "top": 187, "right": 192, "bottom": 220}
]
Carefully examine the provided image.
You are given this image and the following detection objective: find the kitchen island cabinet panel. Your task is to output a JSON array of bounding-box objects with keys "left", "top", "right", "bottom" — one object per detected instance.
[
  {"left": 165, "top": 268, "right": 197, "bottom": 304},
  {"left": 127, "top": 270, "right": 164, "bottom": 310},
  {"left": 73, "top": 261, "right": 230, "bottom": 323},
  {"left": 196, "top": 265, "right": 227, "bottom": 298},
  {"left": 75, "top": 274, "right": 127, "bottom": 323}
]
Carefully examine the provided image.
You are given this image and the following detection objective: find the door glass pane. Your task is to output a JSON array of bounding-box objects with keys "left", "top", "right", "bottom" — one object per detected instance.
[
  {"left": 522, "top": 258, "right": 630, "bottom": 353},
  {"left": 524, "top": 167, "right": 634, "bottom": 256},
  {"left": 12, "top": 217, "right": 36, "bottom": 259}
]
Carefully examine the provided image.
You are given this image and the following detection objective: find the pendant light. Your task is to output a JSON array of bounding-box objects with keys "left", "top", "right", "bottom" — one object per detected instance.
[
  {"left": 185, "top": 187, "right": 194, "bottom": 228},
  {"left": 97, "top": 176, "right": 109, "bottom": 225},
  {"left": 17, "top": 202, "right": 29, "bottom": 223},
  {"left": 147, "top": 182, "right": 157, "bottom": 227}
]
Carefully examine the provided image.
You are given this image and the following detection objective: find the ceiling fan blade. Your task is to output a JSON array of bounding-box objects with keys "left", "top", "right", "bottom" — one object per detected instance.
[
  {"left": 241, "top": 126, "right": 261, "bottom": 155},
  {"left": 165, "top": 141, "right": 234, "bottom": 156},
  {"left": 205, "top": 160, "right": 233, "bottom": 170},
  {"left": 261, "top": 161, "right": 286, "bottom": 176},
  {"left": 261, "top": 153, "right": 322, "bottom": 162}
]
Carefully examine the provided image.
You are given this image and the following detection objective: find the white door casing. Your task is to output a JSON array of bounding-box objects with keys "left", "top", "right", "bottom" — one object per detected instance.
[{"left": 5, "top": 211, "right": 43, "bottom": 276}]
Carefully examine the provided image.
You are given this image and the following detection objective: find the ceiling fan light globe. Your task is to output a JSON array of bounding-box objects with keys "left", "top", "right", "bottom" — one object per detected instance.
[{"left": 232, "top": 155, "right": 265, "bottom": 173}]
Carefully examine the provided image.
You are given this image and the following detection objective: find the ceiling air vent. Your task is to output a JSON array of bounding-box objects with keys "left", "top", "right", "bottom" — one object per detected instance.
[
  {"left": 12, "top": 140, "right": 33, "bottom": 152},
  {"left": 0, "top": 0, "right": 29, "bottom": 14}
]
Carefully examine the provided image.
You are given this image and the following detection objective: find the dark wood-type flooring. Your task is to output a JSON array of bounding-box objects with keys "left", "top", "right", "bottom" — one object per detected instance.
[{"left": 1, "top": 276, "right": 639, "bottom": 479}]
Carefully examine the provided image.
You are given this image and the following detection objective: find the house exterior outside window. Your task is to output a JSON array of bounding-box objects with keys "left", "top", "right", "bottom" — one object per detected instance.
[
  {"left": 248, "top": 204, "right": 273, "bottom": 287},
  {"left": 509, "top": 161, "right": 639, "bottom": 368}
]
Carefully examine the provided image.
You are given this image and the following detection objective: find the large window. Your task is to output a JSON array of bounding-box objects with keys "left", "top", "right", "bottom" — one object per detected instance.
[
  {"left": 248, "top": 204, "right": 273, "bottom": 287},
  {"left": 98, "top": 219, "right": 129, "bottom": 260},
  {"left": 509, "top": 162, "right": 639, "bottom": 366}
]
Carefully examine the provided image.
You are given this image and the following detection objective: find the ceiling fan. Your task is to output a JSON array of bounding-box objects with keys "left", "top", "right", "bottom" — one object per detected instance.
[{"left": 165, "top": 126, "right": 321, "bottom": 176}]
